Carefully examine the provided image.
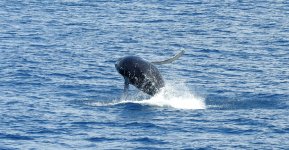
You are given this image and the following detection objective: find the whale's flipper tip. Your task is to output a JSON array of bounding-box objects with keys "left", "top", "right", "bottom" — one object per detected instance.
[{"left": 151, "top": 50, "right": 185, "bottom": 65}]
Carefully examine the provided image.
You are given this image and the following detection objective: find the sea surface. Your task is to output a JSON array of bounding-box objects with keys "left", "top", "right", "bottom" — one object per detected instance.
[{"left": 1, "top": 0, "right": 289, "bottom": 149}]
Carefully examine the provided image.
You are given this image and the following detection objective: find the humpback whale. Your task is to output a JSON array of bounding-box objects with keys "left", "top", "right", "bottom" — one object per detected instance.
[{"left": 115, "top": 50, "right": 184, "bottom": 98}]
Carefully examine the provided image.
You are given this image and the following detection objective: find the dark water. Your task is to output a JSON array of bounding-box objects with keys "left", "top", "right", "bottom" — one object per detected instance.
[{"left": 1, "top": 0, "right": 289, "bottom": 149}]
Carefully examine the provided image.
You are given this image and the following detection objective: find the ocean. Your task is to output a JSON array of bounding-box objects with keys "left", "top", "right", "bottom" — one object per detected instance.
[{"left": 0, "top": 0, "right": 289, "bottom": 149}]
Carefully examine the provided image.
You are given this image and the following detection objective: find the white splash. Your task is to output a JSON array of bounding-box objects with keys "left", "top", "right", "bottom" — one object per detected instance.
[
  {"left": 136, "top": 85, "right": 206, "bottom": 110},
  {"left": 93, "top": 83, "right": 206, "bottom": 110}
]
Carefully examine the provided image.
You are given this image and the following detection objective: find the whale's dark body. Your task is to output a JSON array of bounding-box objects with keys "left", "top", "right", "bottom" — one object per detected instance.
[
  {"left": 115, "top": 56, "right": 164, "bottom": 96},
  {"left": 115, "top": 50, "right": 184, "bottom": 97}
]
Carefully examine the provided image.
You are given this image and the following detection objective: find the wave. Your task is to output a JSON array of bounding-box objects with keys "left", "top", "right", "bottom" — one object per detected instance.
[{"left": 92, "top": 83, "right": 206, "bottom": 110}]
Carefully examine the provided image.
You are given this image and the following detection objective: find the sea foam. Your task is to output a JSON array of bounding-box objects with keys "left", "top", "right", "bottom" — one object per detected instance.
[{"left": 93, "top": 83, "right": 206, "bottom": 110}]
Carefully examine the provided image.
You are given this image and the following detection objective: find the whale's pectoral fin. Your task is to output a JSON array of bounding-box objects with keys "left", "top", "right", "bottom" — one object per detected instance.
[
  {"left": 121, "top": 78, "right": 129, "bottom": 100},
  {"left": 151, "top": 50, "right": 185, "bottom": 65}
]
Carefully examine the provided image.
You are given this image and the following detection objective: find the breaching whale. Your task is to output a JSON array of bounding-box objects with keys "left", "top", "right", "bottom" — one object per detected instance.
[{"left": 115, "top": 50, "right": 184, "bottom": 98}]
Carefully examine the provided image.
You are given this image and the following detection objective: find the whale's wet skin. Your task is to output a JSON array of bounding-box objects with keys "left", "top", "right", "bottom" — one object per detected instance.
[
  {"left": 115, "top": 56, "right": 164, "bottom": 96},
  {"left": 115, "top": 50, "right": 184, "bottom": 97}
]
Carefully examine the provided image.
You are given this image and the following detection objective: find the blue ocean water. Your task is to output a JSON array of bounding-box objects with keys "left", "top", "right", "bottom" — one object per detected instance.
[{"left": 1, "top": 0, "right": 289, "bottom": 149}]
